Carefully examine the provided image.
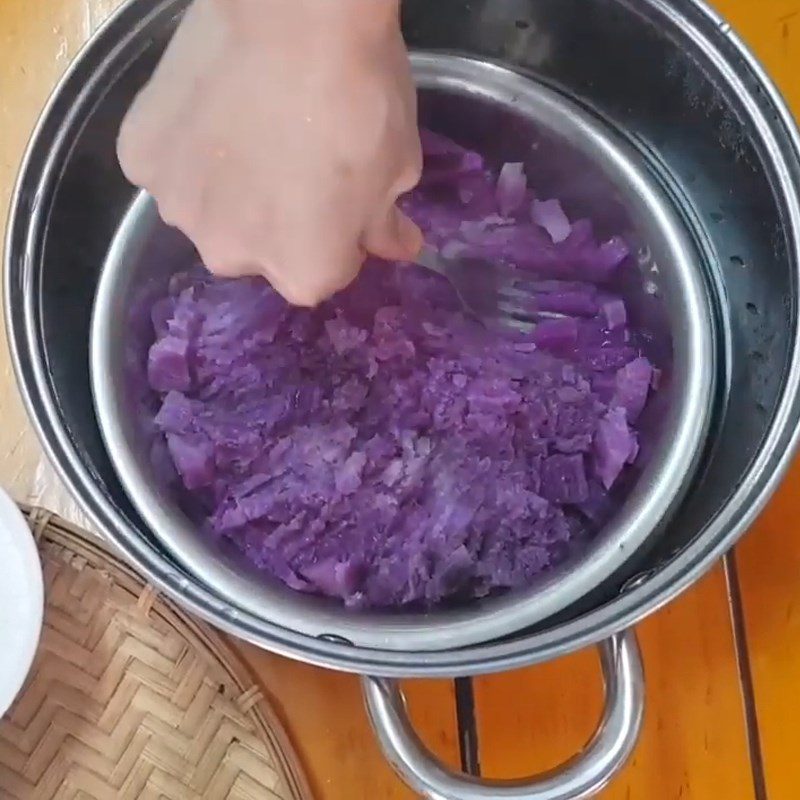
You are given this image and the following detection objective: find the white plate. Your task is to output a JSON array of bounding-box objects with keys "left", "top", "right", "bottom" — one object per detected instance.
[{"left": 0, "top": 491, "right": 43, "bottom": 717}]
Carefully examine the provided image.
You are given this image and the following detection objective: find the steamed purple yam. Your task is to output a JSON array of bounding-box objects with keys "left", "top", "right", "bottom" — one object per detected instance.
[
  {"left": 166, "top": 432, "right": 215, "bottom": 490},
  {"left": 496, "top": 162, "right": 527, "bottom": 216},
  {"left": 593, "top": 407, "right": 639, "bottom": 490},
  {"left": 613, "top": 357, "right": 654, "bottom": 423},
  {"left": 540, "top": 454, "right": 590, "bottom": 504},
  {"left": 533, "top": 317, "right": 579, "bottom": 354},
  {"left": 419, "top": 129, "right": 485, "bottom": 187},
  {"left": 535, "top": 282, "right": 600, "bottom": 317},
  {"left": 148, "top": 335, "right": 191, "bottom": 392},
  {"left": 532, "top": 198, "right": 572, "bottom": 244},
  {"left": 602, "top": 298, "right": 627, "bottom": 330},
  {"left": 143, "top": 130, "right": 663, "bottom": 610}
]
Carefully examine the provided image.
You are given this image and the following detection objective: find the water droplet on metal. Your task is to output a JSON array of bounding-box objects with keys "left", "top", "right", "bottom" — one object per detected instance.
[
  {"left": 621, "top": 569, "right": 656, "bottom": 593},
  {"left": 318, "top": 633, "right": 355, "bottom": 647}
]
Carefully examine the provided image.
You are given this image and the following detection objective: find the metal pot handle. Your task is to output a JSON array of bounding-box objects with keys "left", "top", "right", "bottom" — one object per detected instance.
[{"left": 362, "top": 630, "right": 644, "bottom": 800}]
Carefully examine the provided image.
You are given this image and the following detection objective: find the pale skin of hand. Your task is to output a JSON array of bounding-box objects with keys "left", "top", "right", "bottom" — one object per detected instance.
[{"left": 117, "top": 0, "right": 423, "bottom": 306}]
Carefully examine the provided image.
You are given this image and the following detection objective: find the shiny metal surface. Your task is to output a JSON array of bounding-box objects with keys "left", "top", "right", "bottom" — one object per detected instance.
[
  {"left": 415, "top": 243, "right": 560, "bottom": 330},
  {"left": 90, "top": 53, "right": 713, "bottom": 653},
  {"left": 5, "top": 0, "right": 800, "bottom": 676},
  {"left": 363, "top": 631, "right": 643, "bottom": 800}
]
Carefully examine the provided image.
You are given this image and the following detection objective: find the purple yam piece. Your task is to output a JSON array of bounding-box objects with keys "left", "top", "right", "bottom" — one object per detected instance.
[
  {"left": 593, "top": 407, "right": 639, "bottom": 490},
  {"left": 536, "top": 289, "right": 599, "bottom": 317},
  {"left": 496, "top": 162, "right": 527, "bottom": 216},
  {"left": 540, "top": 454, "right": 590, "bottom": 504},
  {"left": 602, "top": 298, "right": 627, "bottom": 330},
  {"left": 336, "top": 452, "right": 367, "bottom": 495},
  {"left": 148, "top": 336, "right": 191, "bottom": 393},
  {"left": 166, "top": 432, "right": 215, "bottom": 489},
  {"left": 532, "top": 198, "right": 572, "bottom": 243},
  {"left": 613, "top": 357, "right": 653, "bottom": 422},
  {"left": 533, "top": 317, "right": 579, "bottom": 354},
  {"left": 301, "top": 558, "right": 365, "bottom": 600}
]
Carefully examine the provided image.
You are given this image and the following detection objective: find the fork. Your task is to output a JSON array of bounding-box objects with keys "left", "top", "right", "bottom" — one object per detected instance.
[{"left": 415, "top": 244, "right": 563, "bottom": 331}]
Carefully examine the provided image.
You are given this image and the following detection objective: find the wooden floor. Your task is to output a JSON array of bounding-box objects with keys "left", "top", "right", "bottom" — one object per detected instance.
[{"left": 2, "top": 1, "right": 800, "bottom": 797}]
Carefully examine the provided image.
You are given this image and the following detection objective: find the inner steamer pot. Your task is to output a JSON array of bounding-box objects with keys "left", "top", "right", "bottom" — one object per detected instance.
[
  {"left": 90, "top": 54, "right": 714, "bottom": 654},
  {"left": 7, "top": 1, "right": 800, "bottom": 798}
]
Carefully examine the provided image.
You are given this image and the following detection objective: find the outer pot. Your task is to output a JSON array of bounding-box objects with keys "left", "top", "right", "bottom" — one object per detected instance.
[{"left": 6, "top": 1, "right": 800, "bottom": 797}]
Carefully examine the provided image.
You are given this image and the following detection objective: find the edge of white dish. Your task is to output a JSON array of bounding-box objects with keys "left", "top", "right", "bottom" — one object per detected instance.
[{"left": 0, "top": 490, "right": 43, "bottom": 718}]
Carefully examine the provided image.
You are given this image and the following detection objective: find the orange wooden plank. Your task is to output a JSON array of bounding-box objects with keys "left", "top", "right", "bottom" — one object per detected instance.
[
  {"left": 236, "top": 643, "right": 460, "bottom": 800},
  {"left": 713, "top": 0, "right": 800, "bottom": 113},
  {"left": 473, "top": 566, "right": 755, "bottom": 799},
  {"left": 706, "top": 2, "right": 800, "bottom": 798},
  {"left": 733, "top": 458, "right": 800, "bottom": 799}
]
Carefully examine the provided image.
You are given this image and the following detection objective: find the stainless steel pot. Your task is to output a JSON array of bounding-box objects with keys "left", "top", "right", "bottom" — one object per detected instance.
[
  {"left": 90, "top": 55, "right": 714, "bottom": 654},
  {"left": 7, "top": 1, "right": 800, "bottom": 798}
]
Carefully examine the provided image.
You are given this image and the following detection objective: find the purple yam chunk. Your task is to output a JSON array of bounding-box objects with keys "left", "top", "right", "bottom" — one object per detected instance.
[
  {"left": 151, "top": 296, "right": 176, "bottom": 338},
  {"left": 593, "top": 407, "right": 639, "bottom": 490},
  {"left": 418, "top": 129, "right": 485, "bottom": 188},
  {"left": 576, "top": 480, "right": 617, "bottom": 524},
  {"left": 536, "top": 289, "right": 599, "bottom": 317},
  {"left": 430, "top": 545, "right": 475, "bottom": 599},
  {"left": 154, "top": 390, "right": 198, "bottom": 434},
  {"left": 148, "top": 336, "right": 191, "bottom": 392},
  {"left": 602, "top": 298, "right": 627, "bottom": 330},
  {"left": 613, "top": 357, "right": 653, "bottom": 422},
  {"left": 582, "top": 236, "right": 630, "bottom": 282},
  {"left": 150, "top": 436, "right": 178, "bottom": 487},
  {"left": 335, "top": 452, "right": 367, "bottom": 495},
  {"left": 301, "top": 558, "right": 365, "bottom": 600},
  {"left": 166, "top": 432, "right": 215, "bottom": 489},
  {"left": 532, "top": 198, "right": 572, "bottom": 243},
  {"left": 540, "top": 454, "right": 590, "bottom": 504},
  {"left": 325, "top": 315, "right": 368, "bottom": 355},
  {"left": 533, "top": 317, "right": 579, "bottom": 354},
  {"left": 496, "top": 162, "right": 527, "bottom": 216}
]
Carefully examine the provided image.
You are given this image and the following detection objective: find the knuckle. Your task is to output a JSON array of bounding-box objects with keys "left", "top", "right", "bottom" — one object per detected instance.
[
  {"left": 272, "top": 279, "right": 315, "bottom": 307},
  {"left": 205, "top": 257, "right": 243, "bottom": 279},
  {"left": 195, "top": 239, "right": 230, "bottom": 275},
  {"left": 117, "top": 113, "right": 155, "bottom": 186},
  {"left": 155, "top": 196, "right": 185, "bottom": 229},
  {"left": 393, "top": 150, "right": 423, "bottom": 196},
  {"left": 196, "top": 236, "right": 261, "bottom": 281},
  {"left": 205, "top": 260, "right": 242, "bottom": 278},
  {"left": 116, "top": 133, "right": 149, "bottom": 187},
  {"left": 156, "top": 189, "right": 203, "bottom": 233}
]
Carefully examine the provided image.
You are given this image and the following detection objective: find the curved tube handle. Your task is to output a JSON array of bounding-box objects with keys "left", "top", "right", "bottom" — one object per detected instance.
[{"left": 362, "top": 630, "right": 644, "bottom": 800}]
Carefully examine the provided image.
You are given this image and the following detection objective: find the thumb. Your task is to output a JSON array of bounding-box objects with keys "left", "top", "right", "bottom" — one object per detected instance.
[{"left": 363, "top": 205, "right": 424, "bottom": 263}]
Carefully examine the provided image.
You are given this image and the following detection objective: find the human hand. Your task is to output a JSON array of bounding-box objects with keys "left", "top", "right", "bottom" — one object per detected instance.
[{"left": 118, "top": 0, "right": 423, "bottom": 306}]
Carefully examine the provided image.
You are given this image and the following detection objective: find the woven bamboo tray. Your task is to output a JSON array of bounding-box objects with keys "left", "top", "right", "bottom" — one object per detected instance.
[{"left": 0, "top": 507, "right": 314, "bottom": 800}]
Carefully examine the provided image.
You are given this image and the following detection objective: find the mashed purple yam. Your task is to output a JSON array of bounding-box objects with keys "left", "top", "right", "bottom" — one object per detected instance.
[{"left": 146, "top": 131, "right": 658, "bottom": 610}]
